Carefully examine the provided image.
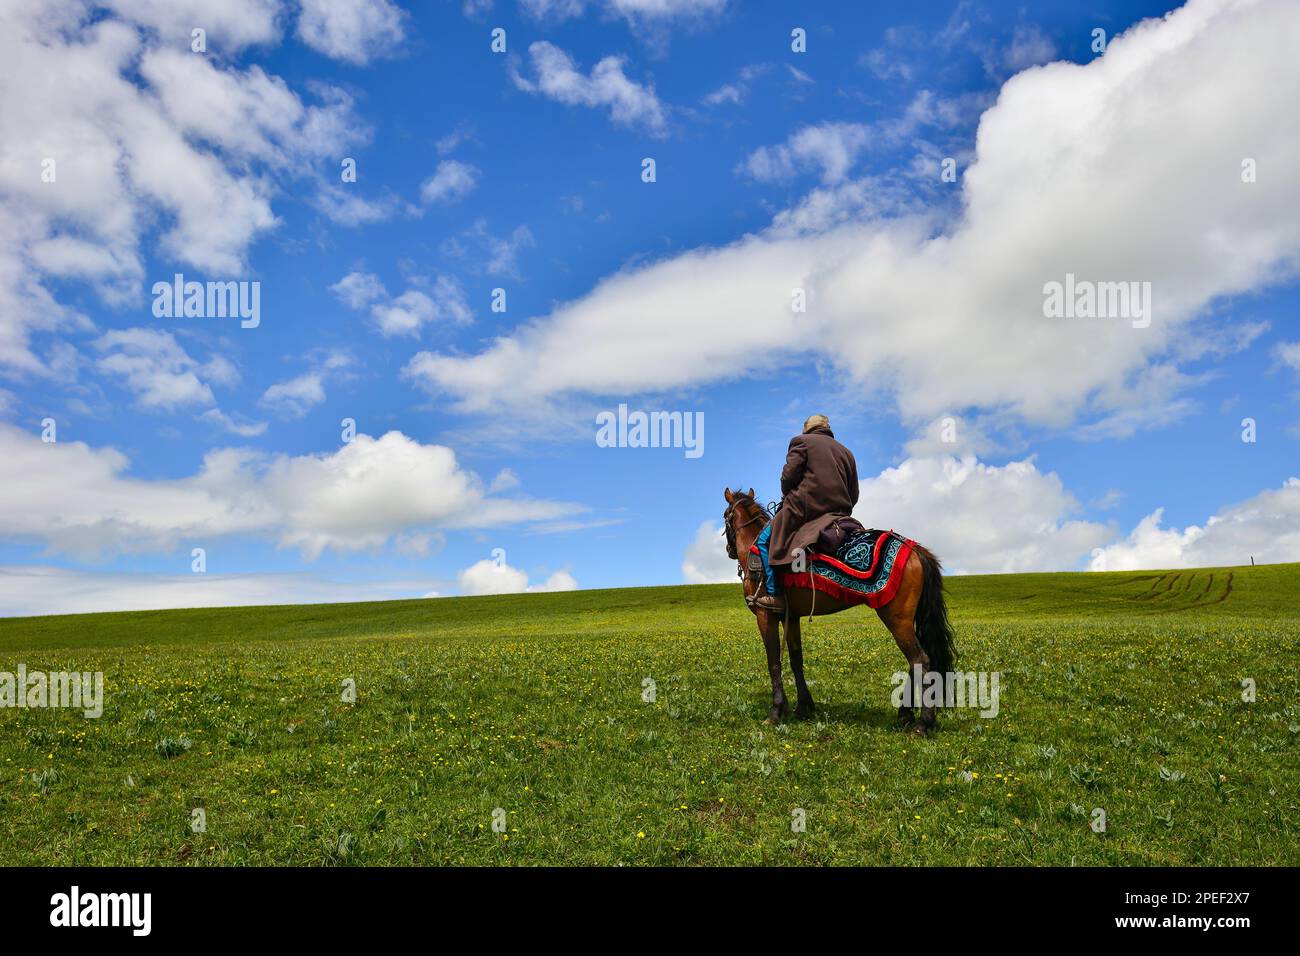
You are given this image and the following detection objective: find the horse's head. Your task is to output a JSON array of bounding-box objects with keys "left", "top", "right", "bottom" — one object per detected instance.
[{"left": 722, "top": 486, "right": 768, "bottom": 560}]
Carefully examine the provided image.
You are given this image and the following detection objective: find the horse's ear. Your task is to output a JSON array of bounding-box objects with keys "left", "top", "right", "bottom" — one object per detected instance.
[
  {"left": 747, "top": 487, "right": 755, "bottom": 499},
  {"left": 724, "top": 487, "right": 734, "bottom": 503}
]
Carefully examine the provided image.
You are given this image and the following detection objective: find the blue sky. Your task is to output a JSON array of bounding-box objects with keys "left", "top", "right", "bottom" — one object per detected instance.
[{"left": 1, "top": 0, "right": 1298, "bottom": 615}]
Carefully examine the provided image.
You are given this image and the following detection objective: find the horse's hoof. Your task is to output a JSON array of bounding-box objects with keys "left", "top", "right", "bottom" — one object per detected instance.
[
  {"left": 909, "top": 722, "right": 934, "bottom": 738},
  {"left": 795, "top": 702, "right": 815, "bottom": 720}
]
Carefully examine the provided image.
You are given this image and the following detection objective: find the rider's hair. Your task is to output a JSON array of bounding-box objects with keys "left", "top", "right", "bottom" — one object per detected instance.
[{"left": 803, "top": 414, "right": 830, "bottom": 433}]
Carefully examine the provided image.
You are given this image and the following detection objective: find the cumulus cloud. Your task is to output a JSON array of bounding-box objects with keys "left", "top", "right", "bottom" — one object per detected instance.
[
  {"left": 681, "top": 520, "right": 734, "bottom": 583},
  {"left": 853, "top": 455, "right": 1113, "bottom": 574},
  {"left": 333, "top": 271, "right": 471, "bottom": 337},
  {"left": 93, "top": 328, "right": 236, "bottom": 410},
  {"left": 739, "top": 122, "right": 872, "bottom": 185},
  {"left": 520, "top": 0, "right": 727, "bottom": 26},
  {"left": 105, "top": 0, "right": 282, "bottom": 51},
  {"left": 1274, "top": 341, "right": 1300, "bottom": 372},
  {"left": 687, "top": 455, "right": 1300, "bottom": 580},
  {"left": 1002, "top": 25, "right": 1057, "bottom": 72},
  {"left": 0, "top": 565, "right": 439, "bottom": 618},
  {"left": 0, "top": 424, "right": 583, "bottom": 560},
  {"left": 297, "top": 0, "right": 406, "bottom": 65},
  {"left": 1088, "top": 478, "right": 1300, "bottom": 571},
  {"left": 330, "top": 271, "right": 387, "bottom": 309},
  {"left": 376, "top": 279, "right": 471, "bottom": 337},
  {"left": 260, "top": 350, "right": 352, "bottom": 418},
  {"left": 420, "top": 160, "right": 480, "bottom": 204},
  {"left": 439, "top": 220, "right": 536, "bottom": 279},
  {"left": 408, "top": 0, "right": 1300, "bottom": 439},
  {"left": 511, "top": 41, "right": 668, "bottom": 134},
  {"left": 199, "top": 408, "right": 269, "bottom": 437},
  {"left": 457, "top": 557, "right": 577, "bottom": 595},
  {"left": 682, "top": 454, "right": 1113, "bottom": 580},
  {"left": 702, "top": 63, "right": 770, "bottom": 106},
  {"left": 0, "top": 0, "right": 369, "bottom": 376}
]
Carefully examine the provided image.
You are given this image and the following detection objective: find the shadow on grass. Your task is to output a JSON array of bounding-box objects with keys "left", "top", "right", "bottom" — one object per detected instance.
[{"left": 748, "top": 695, "right": 902, "bottom": 729}]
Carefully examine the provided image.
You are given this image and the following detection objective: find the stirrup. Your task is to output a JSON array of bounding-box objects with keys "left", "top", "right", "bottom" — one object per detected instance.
[{"left": 754, "top": 593, "right": 785, "bottom": 613}]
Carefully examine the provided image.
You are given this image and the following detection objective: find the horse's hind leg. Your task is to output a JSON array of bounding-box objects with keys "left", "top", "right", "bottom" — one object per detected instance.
[
  {"left": 786, "top": 613, "right": 815, "bottom": 719},
  {"left": 883, "top": 617, "right": 935, "bottom": 735},
  {"left": 877, "top": 555, "right": 935, "bottom": 734}
]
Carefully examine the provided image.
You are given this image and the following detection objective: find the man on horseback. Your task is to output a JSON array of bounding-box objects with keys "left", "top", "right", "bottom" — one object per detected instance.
[{"left": 753, "top": 414, "right": 860, "bottom": 614}]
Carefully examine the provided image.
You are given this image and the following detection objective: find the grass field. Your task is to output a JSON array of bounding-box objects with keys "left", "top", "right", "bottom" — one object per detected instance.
[{"left": 1, "top": 563, "right": 1296, "bottom": 866}]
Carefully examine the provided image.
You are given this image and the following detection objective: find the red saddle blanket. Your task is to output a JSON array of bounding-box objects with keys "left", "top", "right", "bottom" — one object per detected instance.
[{"left": 769, "top": 528, "right": 914, "bottom": 609}]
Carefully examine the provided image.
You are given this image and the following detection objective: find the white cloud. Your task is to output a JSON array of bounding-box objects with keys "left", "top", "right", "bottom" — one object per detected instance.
[
  {"left": 311, "top": 183, "right": 404, "bottom": 226},
  {"left": 439, "top": 220, "right": 535, "bottom": 278},
  {"left": 853, "top": 455, "right": 1113, "bottom": 574},
  {"left": 261, "top": 350, "right": 352, "bottom": 418},
  {"left": 457, "top": 557, "right": 577, "bottom": 595},
  {"left": 330, "top": 271, "right": 388, "bottom": 309},
  {"left": 1003, "top": 25, "right": 1057, "bottom": 72},
  {"left": 333, "top": 271, "right": 471, "bottom": 337},
  {"left": 511, "top": 41, "right": 667, "bottom": 134},
  {"left": 199, "top": 408, "right": 269, "bottom": 437},
  {"left": 690, "top": 459, "right": 1300, "bottom": 581},
  {"left": 407, "top": 0, "right": 1300, "bottom": 438},
  {"left": 1275, "top": 341, "right": 1300, "bottom": 372},
  {"left": 275, "top": 371, "right": 334, "bottom": 407},
  {"left": 702, "top": 63, "right": 769, "bottom": 106},
  {"left": 1088, "top": 478, "right": 1300, "bottom": 571},
  {"left": 369, "top": 278, "right": 471, "bottom": 337},
  {"left": 0, "top": 0, "right": 369, "bottom": 376},
  {"left": 138, "top": 49, "right": 361, "bottom": 167},
  {"left": 739, "top": 122, "right": 872, "bottom": 185},
  {"left": 0, "top": 565, "right": 440, "bottom": 618},
  {"left": 0, "top": 424, "right": 583, "bottom": 560},
  {"left": 93, "top": 328, "right": 236, "bottom": 411},
  {"left": 371, "top": 290, "right": 436, "bottom": 338},
  {"left": 105, "top": 0, "right": 283, "bottom": 51},
  {"left": 520, "top": 0, "right": 727, "bottom": 27},
  {"left": 902, "top": 414, "right": 1000, "bottom": 458},
  {"left": 420, "top": 160, "right": 480, "bottom": 204},
  {"left": 861, "top": 46, "right": 914, "bottom": 83},
  {"left": 297, "top": 0, "right": 406, "bottom": 65},
  {"left": 681, "top": 520, "right": 734, "bottom": 584}
]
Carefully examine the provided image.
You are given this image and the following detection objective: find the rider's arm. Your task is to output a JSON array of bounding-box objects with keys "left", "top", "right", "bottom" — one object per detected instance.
[{"left": 780, "top": 437, "right": 807, "bottom": 496}]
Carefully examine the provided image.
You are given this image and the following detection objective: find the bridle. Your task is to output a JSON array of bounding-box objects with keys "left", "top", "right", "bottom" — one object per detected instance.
[{"left": 722, "top": 494, "right": 773, "bottom": 564}]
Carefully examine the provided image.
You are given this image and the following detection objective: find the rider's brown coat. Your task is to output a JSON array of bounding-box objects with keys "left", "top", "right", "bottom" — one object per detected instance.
[{"left": 767, "top": 425, "right": 860, "bottom": 566}]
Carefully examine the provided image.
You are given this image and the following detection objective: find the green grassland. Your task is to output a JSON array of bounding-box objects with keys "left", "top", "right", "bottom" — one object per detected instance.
[{"left": 0, "top": 563, "right": 1296, "bottom": 865}]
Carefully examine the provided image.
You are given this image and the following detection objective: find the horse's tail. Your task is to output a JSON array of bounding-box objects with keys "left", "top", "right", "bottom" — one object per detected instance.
[{"left": 912, "top": 544, "right": 956, "bottom": 676}]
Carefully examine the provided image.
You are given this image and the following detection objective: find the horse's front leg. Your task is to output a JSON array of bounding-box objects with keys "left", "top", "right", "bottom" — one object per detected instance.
[
  {"left": 758, "top": 611, "right": 788, "bottom": 723},
  {"left": 786, "top": 614, "right": 815, "bottom": 719}
]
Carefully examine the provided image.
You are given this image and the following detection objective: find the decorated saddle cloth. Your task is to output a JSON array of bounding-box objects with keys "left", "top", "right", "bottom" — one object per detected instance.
[{"left": 780, "top": 529, "right": 914, "bottom": 608}]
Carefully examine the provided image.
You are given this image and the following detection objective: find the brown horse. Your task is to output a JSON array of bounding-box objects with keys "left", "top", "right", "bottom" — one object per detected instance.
[{"left": 722, "top": 487, "right": 956, "bottom": 734}]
